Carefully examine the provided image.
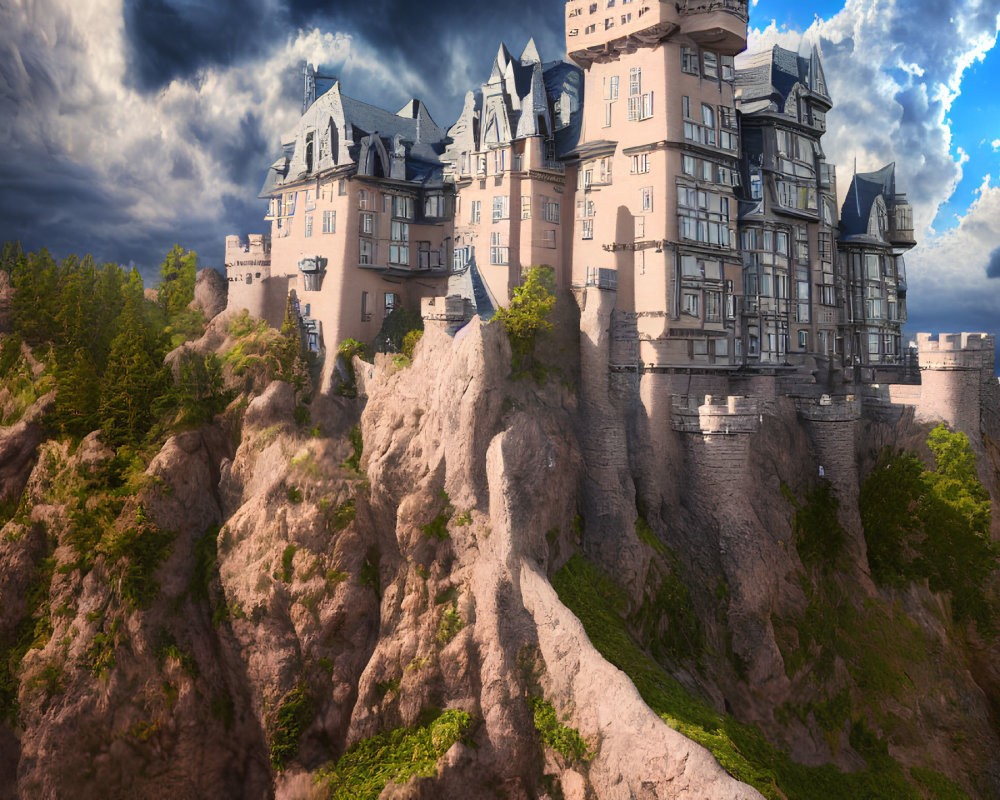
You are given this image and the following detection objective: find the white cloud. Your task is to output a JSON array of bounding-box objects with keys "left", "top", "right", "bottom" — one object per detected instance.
[
  {"left": 905, "top": 174, "right": 1000, "bottom": 328},
  {"left": 0, "top": 0, "right": 436, "bottom": 269},
  {"left": 992, "top": 138, "right": 1000, "bottom": 151}
]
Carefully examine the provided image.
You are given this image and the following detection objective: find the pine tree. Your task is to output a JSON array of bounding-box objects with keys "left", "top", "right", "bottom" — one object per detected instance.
[
  {"left": 99, "top": 296, "right": 166, "bottom": 447},
  {"left": 157, "top": 245, "right": 197, "bottom": 317}
]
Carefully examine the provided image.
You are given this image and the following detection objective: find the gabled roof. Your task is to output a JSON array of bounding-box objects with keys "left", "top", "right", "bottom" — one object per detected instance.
[
  {"left": 736, "top": 44, "right": 831, "bottom": 109},
  {"left": 840, "top": 162, "right": 896, "bottom": 239}
]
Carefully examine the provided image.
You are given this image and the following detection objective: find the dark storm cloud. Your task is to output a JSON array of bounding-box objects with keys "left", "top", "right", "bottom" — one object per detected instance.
[
  {"left": 123, "top": 0, "right": 275, "bottom": 91},
  {"left": 987, "top": 246, "right": 1000, "bottom": 278},
  {"left": 122, "top": 0, "right": 566, "bottom": 121}
]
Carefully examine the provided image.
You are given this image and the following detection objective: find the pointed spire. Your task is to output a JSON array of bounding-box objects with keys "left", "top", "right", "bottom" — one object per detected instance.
[
  {"left": 496, "top": 42, "right": 512, "bottom": 72},
  {"left": 519, "top": 37, "right": 541, "bottom": 65},
  {"left": 810, "top": 43, "right": 829, "bottom": 98}
]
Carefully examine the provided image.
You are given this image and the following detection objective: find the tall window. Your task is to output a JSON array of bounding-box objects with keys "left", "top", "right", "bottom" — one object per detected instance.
[
  {"left": 702, "top": 51, "right": 718, "bottom": 80},
  {"left": 359, "top": 237, "right": 373, "bottom": 264},
  {"left": 581, "top": 219, "right": 594, "bottom": 239},
  {"left": 681, "top": 46, "right": 698, "bottom": 74},
  {"left": 630, "top": 153, "right": 649, "bottom": 173},
  {"left": 470, "top": 200, "right": 481, "bottom": 224},
  {"left": 322, "top": 210, "right": 336, "bottom": 233},
  {"left": 361, "top": 291, "right": 371, "bottom": 321},
  {"left": 542, "top": 198, "right": 560, "bottom": 223},
  {"left": 389, "top": 220, "right": 409, "bottom": 265},
  {"left": 521, "top": 195, "right": 531, "bottom": 219},
  {"left": 490, "top": 231, "right": 508, "bottom": 264},
  {"left": 492, "top": 195, "right": 509, "bottom": 222},
  {"left": 304, "top": 215, "right": 313, "bottom": 238},
  {"left": 640, "top": 186, "right": 653, "bottom": 212}
]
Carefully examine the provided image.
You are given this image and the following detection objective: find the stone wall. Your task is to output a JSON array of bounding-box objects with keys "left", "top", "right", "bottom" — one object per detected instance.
[{"left": 225, "top": 235, "right": 287, "bottom": 326}]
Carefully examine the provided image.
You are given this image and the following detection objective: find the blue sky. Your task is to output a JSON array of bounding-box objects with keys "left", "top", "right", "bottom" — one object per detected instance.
[{"left": 0, "top": 0, "right": 997, "bottom": 350}]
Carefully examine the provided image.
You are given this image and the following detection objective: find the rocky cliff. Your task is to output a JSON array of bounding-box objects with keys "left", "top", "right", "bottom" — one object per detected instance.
[{"left": 0, "top": 303, "right": 998, "bottom": 799}]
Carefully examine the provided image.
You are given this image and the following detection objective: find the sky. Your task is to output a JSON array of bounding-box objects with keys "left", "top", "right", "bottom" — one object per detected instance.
[{"left": 0, "top": 0, "right": 998, "bottom": 347}]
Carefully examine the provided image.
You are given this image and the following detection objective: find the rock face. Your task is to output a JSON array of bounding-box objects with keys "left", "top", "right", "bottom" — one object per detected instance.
[
  {"left": 0, "top": 307, "right": 998, "bottom": 798},
  {"left": 193, "top": 267, "right": 228, "bottom": 320}
]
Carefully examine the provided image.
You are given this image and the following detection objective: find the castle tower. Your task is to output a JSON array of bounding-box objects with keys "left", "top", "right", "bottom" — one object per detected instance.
[
  {"left": 837, "top": 163, "right": 915, "bottom": 368},
  {"left": 565, "top": 0, "right": 749, "bottom": 368},
  {"left": 735, "top": 45, "right": 838, "bottom": 366}
]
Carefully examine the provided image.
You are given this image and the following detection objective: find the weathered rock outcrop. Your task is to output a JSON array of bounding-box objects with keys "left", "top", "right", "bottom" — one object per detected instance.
[
  {"left": 1, "top": 303, "right": 998, "bottom": 798},
  {"left": 193, "top": 267, "right": 228, "bottom": 321}
]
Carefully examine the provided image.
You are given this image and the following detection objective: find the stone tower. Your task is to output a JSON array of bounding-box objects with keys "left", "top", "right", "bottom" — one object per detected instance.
[{"left": 564, "top": 0, "right": 749, "bottom": 368}]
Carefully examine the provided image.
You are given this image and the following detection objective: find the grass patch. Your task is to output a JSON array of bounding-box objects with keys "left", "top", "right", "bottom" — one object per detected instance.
[
  {"left": 552, "top": 554, "right": 926, "bottom": 800},
  {"left": 529, "top": 696, "right": 592, "bottom": 762},
  {"left": 315, "top": 708, "right": 471, "bottom": 799},
  {"left": 343, "top": 425, "right": 363, "bottom": 473},
  {"left": 328, "top": 498, "right": 356, "bottom": 533},
  {"left": 436, "top": 603, "right": 463, "bottom": 645},
  {"left": 269, "top": 683, "right": 315, "bottom": 771},
  {"left": 280, "top": 545, "right": 297, "bottom": 583},
  {"left": 421, "top": 489, "right": 454, "bottom": 541}
]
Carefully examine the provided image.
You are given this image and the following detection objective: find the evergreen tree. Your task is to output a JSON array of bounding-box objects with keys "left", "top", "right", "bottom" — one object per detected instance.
[
  {"left": 157, "top": 245, "right": 197, "bottom": 317},
  {"left": 99, "top": 296, "right": 166, "bottom": 447},
  {"left": 275, "top": 293, "right": 302, "bottom": 384}
]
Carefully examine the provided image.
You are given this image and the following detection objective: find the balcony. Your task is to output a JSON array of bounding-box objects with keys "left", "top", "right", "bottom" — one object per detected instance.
[
  {"left": 677, "top": 0, "right": 748, "bottom": 54},
  {"left": 567, "top": 1, "right": 681, "bottom": 67}
]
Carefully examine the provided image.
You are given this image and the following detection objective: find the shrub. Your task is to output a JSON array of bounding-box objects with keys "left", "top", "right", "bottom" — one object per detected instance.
[
  {"left": 402, "top": 329, "right": 423, "bottom": 360},
  {"left": 269, "top": 684, "right": 315, "bottom": 771},
  {"left": 529, "top": 696, "right": 592, "bottom": 761},
  {"left": 336, "top": 338, "right": 367, "bottom": 397},
  {"left": 315, "top": 708, "right": 472, "bottom": 799},
  {"left": 492, "top": 265, "right": 556, "bottom": 374},
  {"left": 374, "top": 307, "right": 424, "bottom": 354}
]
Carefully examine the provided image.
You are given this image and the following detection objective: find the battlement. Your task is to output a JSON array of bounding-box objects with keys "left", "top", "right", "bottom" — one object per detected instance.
[
  {"left": 794, "top": 394, "right": 861, "bottom": 423},
  {"left": 671, "top": 394, "right": 760, "bottom": 434},
  {"left": 225, "top": 234, "right": 272, "bottom": 283},
  {"left": 915, "top": 332, "right": 995, "bottom": 372}
]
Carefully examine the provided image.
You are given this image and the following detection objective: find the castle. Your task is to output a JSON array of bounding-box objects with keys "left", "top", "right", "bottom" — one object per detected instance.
[{"left": 224, "top": 0, "right": 994, "bottom": 439}]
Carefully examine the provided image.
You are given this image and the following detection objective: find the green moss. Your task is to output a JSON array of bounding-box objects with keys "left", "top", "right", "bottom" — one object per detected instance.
[
  {"left": 190, "top": 526, "right": 219, "bottom": 602},
  {"left": 360, "top": 548, "right": 380, "bottom": 596},
  {"left": 421, "top": 490, "right": 454, "bottom": 541},
  {"left": 343, "top": 425, "right": 363, "bottom": 473},
  {"left": 315, "top": 708, "right": 471, "bottom": 799},
  {"left": 436, "top": 603, "right": 463, "bottom": 645},
  {"left": 635, "top": 516, "right": 666, "bottom": 555},
  {"left": 792, "top": 482, "right": 846, "bottom": 569},
  {"left": 280, "top": 544, "right": 297, "bottom": 583},
  {"left": 529, "top": 696, "right": 592, "bottom": 761},
  {"left": 375, "top": 677, "right": 400, "bottom": 697},
  {"left": 328, "top": 498, "right": 356, "bottom": 532},
  {"left": 860, "top": 429, "right": 997, "bottom": 632},
  {"left": 153, "top": 628, "right": 199, "bottom": 678},
  {"left": 434, "top": 586, "right": 458, "bottom": 606},
  {"left": 269, "top": 684, "right": 315, "bottom": 771},
  {"left": 453, "top": 510, "right": 472, "bottom": 527},
  {"left": 287, "top": 486, "right": 303, "bottom": 504},
  {"left": 552, "top": 554, "right": 928, "bottom": 800},
  {"left": 335, "top": 339, "right": 367, "bottom": 397},
  {"left": 909, "top": 767, "right": 971, "bottom": 800},
  {"left": 629, "top": 558, "right": 704, "bottom": 667},
  {"left": 0, "top": 552, "right": 58, "bottom": 719},
  {"left": 102, "top": 523, "right": 176, "bottom": 610}
]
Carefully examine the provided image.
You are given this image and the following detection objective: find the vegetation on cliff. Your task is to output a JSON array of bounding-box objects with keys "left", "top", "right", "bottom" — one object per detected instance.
[
  {"left": 493, "top": 264, "right": 556, "bottom": 375},
  {"left": 861, "top": 425, "right": 996, "bottom": 631},
  {"left": 553, "top": 553, "right": 970, "bottom": 799}
]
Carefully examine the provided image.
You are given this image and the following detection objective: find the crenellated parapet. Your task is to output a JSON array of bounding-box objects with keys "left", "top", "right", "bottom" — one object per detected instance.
[
  {"left": 916, "top": 332, "right": 995, "bottom": 373},
  {"left": 793, "top": 394, "right": 861, "bottom": 423},
  {"left": 671, "top": 394, "right": 761, "bottom": 435}
]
